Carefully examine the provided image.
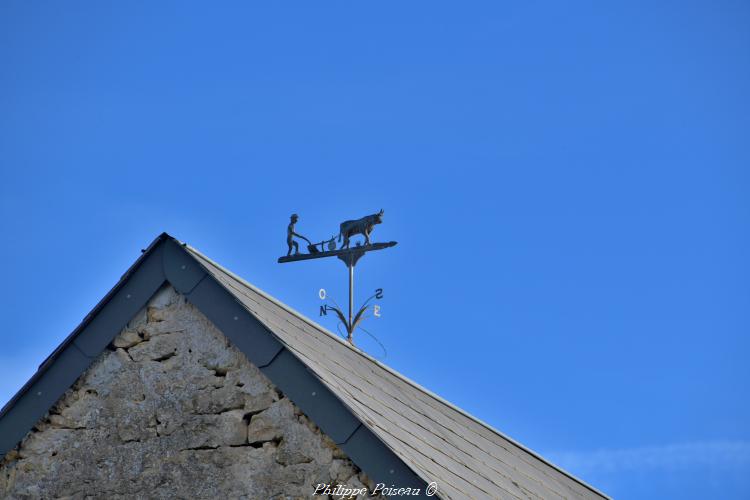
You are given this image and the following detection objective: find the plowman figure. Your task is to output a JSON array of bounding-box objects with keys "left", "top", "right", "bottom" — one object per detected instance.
[{"left": 286, "top": 214, "right": 311, "bottom": 256}]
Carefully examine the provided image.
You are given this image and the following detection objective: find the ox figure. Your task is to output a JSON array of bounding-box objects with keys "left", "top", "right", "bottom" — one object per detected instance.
[{"left": 338, "top": 209, "right": 384, "bottom": 249}]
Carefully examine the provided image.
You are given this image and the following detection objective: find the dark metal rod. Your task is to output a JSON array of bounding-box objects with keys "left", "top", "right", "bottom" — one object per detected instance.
[{"left": 348, "top": 262, "right": 354, "bottom": 343}]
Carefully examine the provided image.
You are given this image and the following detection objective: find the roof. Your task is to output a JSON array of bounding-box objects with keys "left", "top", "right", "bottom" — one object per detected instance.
[{"left": 0, "top": 233, "right": 608, "bottom": 499}]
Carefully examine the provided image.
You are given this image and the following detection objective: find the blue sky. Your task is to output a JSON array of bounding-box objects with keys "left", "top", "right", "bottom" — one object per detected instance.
[{"left": 1, "top": 1, "right": 748, "bottom": 498}]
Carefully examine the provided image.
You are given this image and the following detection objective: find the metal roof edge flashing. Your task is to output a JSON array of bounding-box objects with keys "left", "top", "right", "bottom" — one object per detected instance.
[{"left": 0, "top": 233, "right": 170, "bottom": 457}]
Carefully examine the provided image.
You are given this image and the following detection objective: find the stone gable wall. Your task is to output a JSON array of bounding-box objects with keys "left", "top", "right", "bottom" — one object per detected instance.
[{"left": 0, "top": 286, "right": 380, "bottom": 499}]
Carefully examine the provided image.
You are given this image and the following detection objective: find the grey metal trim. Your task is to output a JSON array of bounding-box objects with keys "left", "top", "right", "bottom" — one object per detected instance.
[
  {"left": 340, "top": 425, "right": 430, "bottom": 498},
  {"left": 259, "top": 348, "right": 361, "bottom": 445},
  {"left": 75, "top": 243, "right": 166, "bottom": 357},
  {"left": 181, "top": 274, "right": 284, "bottom": 369},
  {"left": 0, "top": 235, "right": 169, "bottom": 457},
  {"left": 162, "top": 239, "right": 206, "bottom": 295},
  {"left": 0, "top": 345, "right": 92, "bottom": 457}
]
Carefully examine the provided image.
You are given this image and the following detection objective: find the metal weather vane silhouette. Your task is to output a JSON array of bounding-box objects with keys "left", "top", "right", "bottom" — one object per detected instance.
[{"left": 278, "top": 210, "right": 397, "bottom": 346}]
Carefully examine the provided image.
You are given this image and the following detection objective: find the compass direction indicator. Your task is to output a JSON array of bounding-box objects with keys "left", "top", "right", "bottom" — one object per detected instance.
[{"left": 277, "top": 211, "right": 396, "bottom": 346}]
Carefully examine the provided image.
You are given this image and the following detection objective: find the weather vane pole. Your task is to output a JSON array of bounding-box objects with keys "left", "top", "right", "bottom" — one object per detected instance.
[{"left": 277, "top": 210, "right": 396, "bottom": 344}]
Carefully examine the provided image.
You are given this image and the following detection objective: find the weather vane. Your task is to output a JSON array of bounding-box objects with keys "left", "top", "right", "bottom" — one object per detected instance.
[{"left": 278, "top": 210, "right": 397, "bottom": 346}]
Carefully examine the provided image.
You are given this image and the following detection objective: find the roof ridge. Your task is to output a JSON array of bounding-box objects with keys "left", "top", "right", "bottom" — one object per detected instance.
[{"left": 181, "top": 240, "right": 609, "bottom": 500}]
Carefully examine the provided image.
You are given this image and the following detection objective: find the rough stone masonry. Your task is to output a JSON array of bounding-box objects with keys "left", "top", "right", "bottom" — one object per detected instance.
[{"left": 0, "top": 286, "right": 383, "bottom": 499}]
